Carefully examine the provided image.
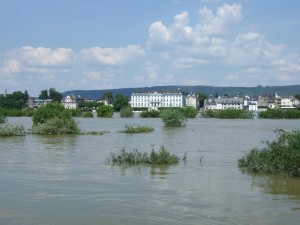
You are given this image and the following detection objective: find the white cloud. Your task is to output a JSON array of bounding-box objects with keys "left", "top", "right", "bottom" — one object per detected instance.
[
  {"left": 9, "top": 46, "right": 75, "bottom": 66},
  {"left": 78, "top": 45, "right": 145, "bottom": 66}
]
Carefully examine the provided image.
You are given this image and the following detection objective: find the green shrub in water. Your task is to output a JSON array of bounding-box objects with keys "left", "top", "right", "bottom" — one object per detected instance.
[
  {"left": 121, "top": 125, "right": 154, "bottom": 133},
  {"left": 82, "top": 111, "right": 94, "bottom": 118},
  {"left": 238, "top": 129, "right": 300, "bottom": 176},
  {"left": 0, "top": 123, "right": 26, "bottom": 136},
  {"left": 160, "top": 108, "right": 186, "bottom": 127},
  {"left": 120, "top": 106, "right": 133, "bottom": 117},
  {"left": 111, "top": 146, "right": 180, "bottom": 165}
]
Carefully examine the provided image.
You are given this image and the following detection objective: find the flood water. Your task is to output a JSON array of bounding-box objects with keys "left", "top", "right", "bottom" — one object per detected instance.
[{"left": 1, "top": 115, "right": 300, "bottom": 225}]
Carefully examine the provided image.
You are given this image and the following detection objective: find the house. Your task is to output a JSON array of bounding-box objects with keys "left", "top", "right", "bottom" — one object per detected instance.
[
  {"left": 131, "top": 89, "right": 186, "bottom": 110},
  {"left": 27, "top": 97, "right": 53, "bottom": 108},
  {"left": 62, "top": 93, "right": 85, "bottom": 109},
  {"left": 204, "top": 96, "right": 244, "bottom": 110},
  {"left": 186, "top": 93, "right": 199, "bottom": 110},
  {"left": 280, "top": 96, "right": 295, "bottom": 109}
]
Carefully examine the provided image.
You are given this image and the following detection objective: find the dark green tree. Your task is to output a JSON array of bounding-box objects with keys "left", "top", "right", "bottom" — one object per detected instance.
[
  {"left": 49, "top": 88, "right": 62, "bottom": 102},
  {"left": 197, "top": 93, "right": 208, "bottom": 108},
  {"left": 113, "top": 94, "right": 129, "bottom": 112},
  {"left": 101, "top": 92, "right": 113, "bottom": 105},
  {"left": 96, "top": 105, "right": 114, "bottom": 117},
  {"left": 39, "top": 89, "right": 49, "bottom": 100}
]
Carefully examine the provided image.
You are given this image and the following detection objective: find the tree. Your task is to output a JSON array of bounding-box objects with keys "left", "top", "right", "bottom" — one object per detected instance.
[
  {"left": 113, "top": 94, "right": 129, "bottom": 112},
  {"left": 197, "top": 93, "right": 208, "bottom": 108},
  {"left": 160, "top": 108, "right": 187, "bottom": 127},
  {"left": 49, "top": 88, "right": 62, "bottom": 102},
  {"left": 39, "top": 90, "right": 49, "bottom": 100},
  {"left": 96, "top": 105, "right": 114, "bottom": 117},
  {"left": 101, "top": 92, "right": 113, "bottom": 105},
  {"left": 120, "top": 106, "right": 133, "bottom": 117},
  {"left": 24, "top": 90, "right": 29, "bottom": 102}
]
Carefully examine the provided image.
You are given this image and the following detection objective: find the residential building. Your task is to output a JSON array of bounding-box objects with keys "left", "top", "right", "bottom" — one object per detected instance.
[
  {"left": 281, "top": 96, "right": 295, "bottom": 109},
  {"left": 27, "top": 97, "right": 53, "bottom": 108},
  {"left": 204, "top": 96, "right": 244, "bottom": 110},
  {"left": 62, "top": 93, "right": 85, "bottom": 109},
  {"left": 186, "top": 93, "right": 199, "bottom": 110},
  {"left": 131, "top": 89, "right": 186, "bottom": 110}
]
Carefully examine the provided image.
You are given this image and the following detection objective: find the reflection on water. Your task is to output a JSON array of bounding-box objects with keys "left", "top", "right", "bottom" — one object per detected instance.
[
  {"left": 1, "top": 117, "right": 300, "bottom": 225},
  {"left": 251, "top": 175, "right": 300, "bottom": 200}
]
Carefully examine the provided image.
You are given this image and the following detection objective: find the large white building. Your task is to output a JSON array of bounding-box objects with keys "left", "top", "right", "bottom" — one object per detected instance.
[
  {"left": 204, "top": 96, "right": 244, "bottom": 110},
  {"left": 131, "top": 90, "right": 187, "bottom": 110}
]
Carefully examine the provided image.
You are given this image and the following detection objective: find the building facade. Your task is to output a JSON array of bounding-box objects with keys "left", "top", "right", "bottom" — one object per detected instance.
[
  {"left": 131, "top": 90, "right": 186, "bottom": 110},
  {"left": 204, "top": 96, "right": 244, "bottom": 110}
]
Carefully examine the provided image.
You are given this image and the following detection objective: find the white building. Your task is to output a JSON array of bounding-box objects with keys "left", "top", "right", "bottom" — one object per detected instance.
[
  {"left": 281, "top": 96, "right": 295, "bottom": 109},
  {"left": 62, "top": 93, "right": 84, "bottom": 109},
  {"left": 204, "top": 96, "right": 244, "bottom": 110},
  {"left": 131, "top": 90, "right": 186, "bottom": 110},
  {"left": 186, "top": 93, "right": 199, "bottom": 110}
]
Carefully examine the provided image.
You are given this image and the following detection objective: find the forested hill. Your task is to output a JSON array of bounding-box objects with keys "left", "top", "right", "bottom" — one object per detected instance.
[{"left": 62, "top": 85, "right": 300, "bottom": 99}]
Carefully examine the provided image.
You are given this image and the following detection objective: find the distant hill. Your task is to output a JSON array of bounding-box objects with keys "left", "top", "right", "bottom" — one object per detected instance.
[{"left": 62, "top": 85, "right": 300, "bottom": 99}]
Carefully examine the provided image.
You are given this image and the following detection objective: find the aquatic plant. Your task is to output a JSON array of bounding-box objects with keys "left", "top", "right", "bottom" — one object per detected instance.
[
  {"left": 31, "top": 117, "right": 80, "bottom": 135},
  {"left": 96, "top": 105, "right": 114, "bottom": 117},
  {"left": 160, "top": 108, "right": 186, "bottom": 127},
  {"left": 140, "top": 109, "right": 160, "bottom": 118},
  {"left": 0, "top": 123, "right": 26, "bottom": 136},
  {"left": 111, "top": 146, "right": 180, "bottom": 165},
  {"left": 201, "top": 109, "right": 254, "bottom": 119},
  {"left": 82, "top": 111, "right": 94, "bottom": 118},
  {"left": 121, "top": 125, "right": 154, "bottom": 133},
  {"left": 120, "top": 106, "right": 133, "bottom": 117},
  {"left": 238, "top": 129, "right": 300, "bottom": 176},
  {"left": 0, "top": 114, "right": 7, "bottom": 123}
]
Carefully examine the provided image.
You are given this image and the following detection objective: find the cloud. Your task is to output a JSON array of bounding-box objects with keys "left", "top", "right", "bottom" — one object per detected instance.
[
  {"left": 77, "top": 45, "right": 145, "bottom": 66},
  {"left": 9, "top": 46, "right": 75, "bottom": 66}
]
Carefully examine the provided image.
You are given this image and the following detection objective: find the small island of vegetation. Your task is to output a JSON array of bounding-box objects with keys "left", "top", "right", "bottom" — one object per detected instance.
[
  {"left": 111, "top": 146, "right": 180, "bottom": 165},
  {"left": 201, "top": 109, "right": 254, "bottom": 119},
  {"left": 238, "top": 129, "right": 300, "bottom": 177}
]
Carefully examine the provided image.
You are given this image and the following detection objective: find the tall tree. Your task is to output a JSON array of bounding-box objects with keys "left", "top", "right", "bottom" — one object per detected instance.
[
  {"left": 197, "top": 93, "right": 208, "bottom": 108},
  {"left": 101, "top": 92, "right": 113, "bottom": 105},
  {"left": 113, "top": 94, "right": 129, "bottom": 112},
  {"left": 49, "top": 88, "right": 62, "bottom": 102},
  {"left": 24, "top": 90, "right": 29, "bottom": 102},
  {"left": 39, "top": 90, "right": 49, "bottom": 100}
]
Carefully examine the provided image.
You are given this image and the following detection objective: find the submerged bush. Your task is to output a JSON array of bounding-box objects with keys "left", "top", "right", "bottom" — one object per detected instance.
[
  {"left": 96, "top": 105, "right": 113, "bottom": 117},
  {"left": 140, "top": 109, "right": 160, "bottom": 118},
  {"left": 121, "top": 125, "right": 154, "bottom": 133},
  {"left": 31, "top": 102, "right": 80, "bottom": 135},
  {"left": 0, "top": 123, "right": 26, "bottom": 136},
  {"left": 0, "top": 114, "right": 7, "bottom": 123},
  {"left": 258, "top": 108, "right": 300, "bottom": 119},
  {"left": 160, "top": 108, "right": 186, "bottom": 127},
  {"left": 111, "top": 146, "right": 180, "bottom": 165},
  {"left": 82, "top": 111, "right": 94, "bottom": 118},
  {"left": 120, "top": 106, "right": 133, "bottom": 117},
  {"left": 179, "top": 107, "right": 198, "bottom": 118},
  {"left": 202, "top": 109, "right": 254, "bottom": 119},
  {"left": 31, "top": 117, "right": 80, "bottom": 135},
  {"left": 238, "top": 129, "right": 300, "bottom": 176}
]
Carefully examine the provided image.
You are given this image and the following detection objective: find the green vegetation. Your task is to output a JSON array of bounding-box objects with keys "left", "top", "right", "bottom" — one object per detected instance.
[
  {"left": 96, "top": 105, "right": 114, "bottom": 117},
  {"left": 258, "top": 108, "right": 300, "bottom": 119},
  {"left": 140, "top": 109, "right": 160, "bottom": 118},
  {"left": 0, "top": 113, "right": 7, "bottom": 123},
  {"left": 160, "top": 108, "right": 186, "bottom": 127},
  {"left": 113, "top": 93, "right": 129, "bottom": 112},
  {"left": 79, "top": 130, "right": 109, "bottom": 135},
  {"left": 31, "top": 102, "right": 80, "bottom": 135},
  {"left": 82, "top": 111, "right": 94, "bottom": 118},
  {"left": 120, "top": 106, "right": 133, "bottom": 117},
  {"left": 121, "top": 125, "right": 154, "bottom": 133},
  {"left": 66, "top": 109, "right": 82, "bottom": 117},
  {"left": 238, "top": 129, "right": 300, "bottom": 177},
  {"left": 111, "top": 146, "right": 180, "bottom": 165},
  {"left": 39, "top": 88, "right": 62, "bottom": 102},
  {"left": 0, "top": 123, "right": 26, "bottom": 136},
  {"left": 201, "top": 109, "right": 254, "bottom": 119},
  {"left": 179, "top": 107, "right": 198, "bottom": 118},
  {"left": 0, "top": 91, "right": 27, "bottom": 110}
]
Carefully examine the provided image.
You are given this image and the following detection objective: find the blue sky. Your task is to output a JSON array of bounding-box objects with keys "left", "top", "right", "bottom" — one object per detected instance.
[{"left": 1, "top": 0, "right": 300, "bottom": 96}]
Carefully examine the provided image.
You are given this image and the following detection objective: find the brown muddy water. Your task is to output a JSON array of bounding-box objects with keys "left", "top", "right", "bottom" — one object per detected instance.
[{"left": 0, "top": 115, "right": 300, "bottom": 225}]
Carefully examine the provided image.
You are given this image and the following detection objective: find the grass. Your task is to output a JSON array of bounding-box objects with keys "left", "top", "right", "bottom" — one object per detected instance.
[
  {"left": 238, "top": 129, "right": 300, "bottom": 176},
  {"left": 111, "top": 146, "right": 180, "bottom": 165},
  {"left": 121, "top": 125, "right": 154, "bottom": 133},
  {"left": 0, "top": 123, "right": 26, "bottom": 136}
]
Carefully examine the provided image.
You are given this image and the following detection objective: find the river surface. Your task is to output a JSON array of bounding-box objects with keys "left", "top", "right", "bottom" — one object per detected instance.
[{"left": 1, "top": 115, "right": 300, "bottom": 225}]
